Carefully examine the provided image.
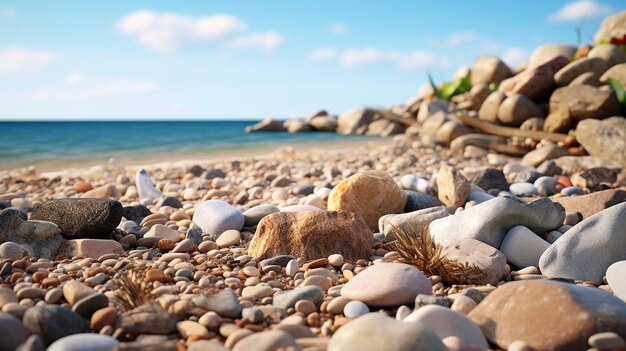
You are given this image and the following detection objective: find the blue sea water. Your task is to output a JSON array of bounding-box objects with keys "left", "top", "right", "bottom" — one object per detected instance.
[{"left": 0, "top": 121, "right": 373, "bottom": 170}]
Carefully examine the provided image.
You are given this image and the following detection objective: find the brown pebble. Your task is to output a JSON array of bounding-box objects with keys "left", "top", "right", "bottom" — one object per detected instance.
[
  {"left": 42, "top": 277, "right": 59, "bottom": 288},
  {"left": 198, "top": 241, "right": 219, "bottom": 253},
  {"left": 73, "top": 181, "right": 93, "bottom": 193},
  {"left": 91, "top": 307, "right": 118, "bottom": 331},
  {"left": 146, "top": 269, "right": 165, "bottom": 283},
  {"left": 32, "top": 271, "right": 48, "bottom": 283},
  {"left": 308, "top": 258, "right": 329, "bottom": 269},
  {"left": 158, "top": 239, "right": 175, "bottom": 251}
]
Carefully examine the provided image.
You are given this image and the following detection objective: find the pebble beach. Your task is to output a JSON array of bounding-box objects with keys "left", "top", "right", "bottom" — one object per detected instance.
[{"left": 2, "top": 9, "right": 626, "bottom": 351}]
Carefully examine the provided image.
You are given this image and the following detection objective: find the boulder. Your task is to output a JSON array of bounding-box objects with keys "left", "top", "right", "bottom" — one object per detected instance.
[
  {"left": 0, "top": 209, "right": 62, "bottom": 260},
  {"left": 441, "top": 239, "right": 507, "bottom": 285},
  {"left": 283, "top": 119, "right": 312, "bottom": 133},
  {"left": 554, "top": 57, "right": 607, "bottom": 86},
  {"left": 471, "top": 56, "right": 512, "bottom": 85},
  {"left": 576, "top": 117, "right": 626, "bottom": 167},
  {"left": 366, "top": 119, "right": 404, "bottom": 136},
  {"left": 551, "top": 189, "right": 626, "bottom": 219},
  {"left": 588, "top": 44, "right": 626, "bottom": 68},
  {"left": 550, "top": 84, "right": 621, "bottom": 121},
  {"left": 245, "top": 118, "right": 287, "bottom": 132},
  {"left": 527, "top": 44, "right": 577, "bottom": 69},
  {"left": 497, "top": 94, "right": 545, "bottom": 127},
  {"left": 601, "top": 63, "right": 626, "bottom": 89},
  {"left": 309, "top": 115, "right": 338, "bottom": 131},
  {"left": 478, "top": 91, "right": 506, "bottom": 123},
  {"left": 594, "top": 10, "right": 626, "bottom": 44},
  {"left": 499, "top": 56, "right": 568, "bottom": 100},
  {"left": 337, "top": 108, "right": 375, "bottom": 135}
]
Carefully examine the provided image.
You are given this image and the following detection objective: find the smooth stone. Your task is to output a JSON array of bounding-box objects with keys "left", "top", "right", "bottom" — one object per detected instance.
[
  {"left": 71, "top": 293, "right": 109, "bottom": 318},
  {"left": 260, "top": 255, "right": 296, "bottom": 268},
  {"left": 469, "top": 168, "right": 509, "bottom": 192},
  {"left": 172, "top": 238, "right": 195, "bottom": 253},
  {"left": 279, "top": 204, "right": 322, "bottom": 213},
  {"left": 0, "top": 242, "right": 25, "bottom": 260},
  {"left": 47, "top": 334, "right": 119, "bottom": 351},
  {"left": 327, "top": 296, "right": 352, "bottom": 315},
  {"left": 177, "top": 320, "right": 210, "bottom": 338},
  {"left": 135, "top": 168, "right": 163, "bottom": 203},
  {"left": 23, "top": 305, "right": 90, "bottom": 346},
  {"left": 379, "top": 206, "right": 449, "bottom": 242},
  {"left": 192, "top": 289, "right": 242, "bottom": 319},
  {"left": 58, "top": 239, "right": 124, "bottom": 259},
  {"left": 0, "top": 312, "right": 30, "bottom": 351},
  {"left": 273, "top": 286, "right": 324, "bottom": 310},
  {"left": 436, "top": 165, "right": 470, "bottom": 208},
  {"left": 328, "top": 313, "right": 447, "bottom": 351},
  {"left": 243, "top": 204, "right": 280, "bottom": 227},
  {"left": 550, "top": 84, "right": 620, "bottom": 121},
  {"left": 232, "top": 330, "right": 298, "bottom": 351},
  {"left": 561, "top": 186, "right": 585, "bottom": 195},
  {"left": 554, "top": 57, "right": 607, "bottom": 85},
  {"left": 341, "top": 263, "right": 431, "bottom": 307},
  {"left": 188, "top": 340, "right": 230, "bottom": 351},
  {"left": 144, "top": 224, "right": 181, "bottom": 243},
  {"left": 15, "top": 335, "right": 45, "bottom": 351},
  {"left": 0, "top": 288, "right": 18, "bottom": 308},
  {"left": 527, "top": 44, "right": 577, "bottom": 69},
  {"left": 509, "top": 182, "right": 538, "bottom": 197},
  {"left": 285, "top": 259, "right": 299, "bottom": 277},
  {"left": 497, "top": 94, "right": 544, "bottom": 127},
  {"left": 588, "top": 332, "right": 626, "bottom": 350},
  {"left": 478, "top": 91, "right": 506, "bottom": 122},
  {"left": 0, "top": 209, "right": 62, "bottom": 260},
  {"left": 192, "top": 200, "right": 244, "bottom": 236},
  {"left": 552, "top": 189, "right": 626, "bottom": 220},
  {"left": 63, "top": 280, "right": 95, "bottom": 306},
  {"left": 540, "top": 202, "right": 626, "bottom": 283},
  {"left": 576, "top": 117, "right": 626, "bottom": 167},
  {"left": 343, "top": 300, "right": 369, "bottom": 318},
  {"left": 545, "top": 230, "right": 564, "bottom": 244},
  {"left": 430, "top": 197, "right": 565, "bottom": 248},
  {"left": 336, "top": 108, "right": 375, "bottom": 135},
  {"left": 467, "top": 191, "right": 494, "bottom": 204},
  {"left": 116, "top": 302, "right": 176, "bottom": 335},
  {"left": 499, "top": 226, "right": 550, "bottom": 268},
  {"left": 400, "top": 174, "right": 432, "bottom": 194},
  {"left": 469, "top": 280, "right": 626, "bottom": 350},
  {"left": 404, "top": 191, "right": 441, "bottom": 212},
  {"left": 185, "top": 228, "right": 203, "bottom": 246},
  {"left": 471, "top": 55, "right": 511, "bottom": 85},
  {"left": 441, "top": 239, "right": 507, "bottom": 285},
  {"left": 404, "top": 305, "right": 488, "bottom": 350},
  {"left": 607, "top": 261, "right": 626, "bottom": 302},
  {"left": 522, "top": 146, "right": 570, "bottom": 168}
]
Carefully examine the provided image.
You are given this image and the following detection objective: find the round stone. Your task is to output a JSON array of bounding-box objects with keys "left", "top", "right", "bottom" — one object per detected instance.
[
  {"left": 509, "top": 182, "right": 538, "bottom": 197},
  {"left": 285, "top": 259, "right": 299, "bottom": 277},
  {"left": 294, "top": 300, "right": 316, "bottom": 316},
  {"left": 48, "top": 334, "right": 119, "bottom": 351},
  {"left": 242, "top": 266, "right": 261, "bottom": 277},
  {"left": 216, "top": 230, "right": 241, "bottom": 248},
  {"left": 0, "top": 242, "right": 25, "bottom": 260},
  {"left": 327, "top": 296, "right": 351, "bottom": 315},
  {"left": 328, "top": 254, "right": 344, "bottom": 267},
  {"left": 343, "top": 300, "right": 370, "bottom": 318}
]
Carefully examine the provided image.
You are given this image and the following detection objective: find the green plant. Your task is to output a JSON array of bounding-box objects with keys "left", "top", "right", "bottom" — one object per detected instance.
[
  {"left": 428, "top": 74, "right": 472, "bottom": 102},
  {"left": 607, "top": 77, "right": 626, "bottom": 110}
]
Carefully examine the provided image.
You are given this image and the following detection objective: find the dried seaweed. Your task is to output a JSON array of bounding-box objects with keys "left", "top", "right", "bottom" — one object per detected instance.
[{"left": 110, "top": 268, "right": 153, "bottom": 311}]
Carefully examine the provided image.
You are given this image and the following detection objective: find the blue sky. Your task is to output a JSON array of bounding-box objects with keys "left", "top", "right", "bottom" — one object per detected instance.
[{"left": 0, "top": 0, "right": 623, "bottom": 120}]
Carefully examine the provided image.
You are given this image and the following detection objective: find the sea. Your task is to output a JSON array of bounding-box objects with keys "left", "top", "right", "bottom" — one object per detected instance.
[{"left": 0, "top": 121, "right": 375, "bottom": 170}]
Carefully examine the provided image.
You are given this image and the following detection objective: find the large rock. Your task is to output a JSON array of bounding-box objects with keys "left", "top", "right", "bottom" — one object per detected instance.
[
  {"left": 576, "top": 117, "right": 626, "bottom": 167},
  {"left": 527, "top": 44, "right": 577, "bottom": 69},
  {"left": 554, "top": 57, "right": 607, "bottom": 86},
  {"left": 497, "top": 94, "right": 544, "bottom": 127},
  {"left": 192, "top": 200, "right": 244, "bottom": 236},
  {"left": 441, "top": 239, "right": 507, "bottom": 285},
  {"left": 478, "top": 91, "right": 506, "bottom": 123},
  {"left": 539, "top": 202, "right": 626, "bottom": 283},
  {"left": 328, "top": 313, "right": 447, "bottom": 351},
  {"left": 309, "top": 115, "right": 338, "bottom": 132},
  {"left": 283, "top": 119, "right": 312, "bottom": 133},
  {"left": 552, "top": 155, "right": 623, "bottom": 176},
  {"left": 0, "top": 209, "right": 62, "bottom": 259},
  {"left": 471, "top": 56, "right": 512, "bottom": 85},
  {"left": 337, "top": 108, "right": 375, "bottom": 135},
  {"left": 23, "top": 305, "right": 89, "bottom": 346},
  {"left": 550, "top": 84, "right": 621, "bottom": 121},
  {"left": 58, "top": 239, "right": 124, "bottom": 259},
  {"left": 341, "top": 263, "right": 431, "bottom": 307},
  {"left": 601, "top": 62, "right": 626, "bottom": 87},
  {"left": 31, "top": 199, "right": 122, "bottom": 239},
  {"left": 469, "top": 280, "right": 626, "bottom": 350},
  {"left": 328, "top": 170, "right": 406, "bottom": 230},
  {"left": 499, "top": 225, "right": 550, "bottom": 268},
  {"left": 404, "top": 305, "right": 488, "bottom": 350},
  {"left": 0, "top": 313, "right": 30, "bottom": 351},
  {"left": 248, "top": 210, "right": 373, "bottom": 261},
  {"left": 366, "top": 119, "right": 404, "bottom": 136},
  {"left": 551, "top": 189, "right": 626, "bottom": 219},
  {"left": 245, "top": 118, "right": 287, "bottom": 132},
  {"left": 429, "top": 197, "right": 565, "bottom": 248},
  {"left": 594, "top": 10, "right": 626, "bottom": 44},
  {"left": 589, "top": 44, "right": 626, "bottom": 68},
  {"left": 499, "top": 56, "right": 569, "bottom": 100},
  {"left": 379, "top": 206, "right": 449, "bottom": 242},
  {"left": 607, "top": 260, "right": 626, "bottom": 302}
]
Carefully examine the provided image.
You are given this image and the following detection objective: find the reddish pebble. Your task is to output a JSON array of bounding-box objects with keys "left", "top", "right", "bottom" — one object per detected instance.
[
  {"left": 73, "top": 181, "right": 93, "bottom": 193},
  {"left": 158, "top": 239, "right": 175, "bottom": 251},
  {"left": 90, "top": 307, "right": 118, "bottom": 331},
  {"left": 198, "top": 241, "right": 219, "bottom": 253},
  {"left": 146, "top": 269, "right": 165, "bottom": 282}
]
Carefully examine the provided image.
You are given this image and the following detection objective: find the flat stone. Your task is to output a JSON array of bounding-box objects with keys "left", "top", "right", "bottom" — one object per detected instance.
[
  {"left": 63, "top": 280, "right": 95, "bottom": 306},
  {"left": 509, "top": 182, "right": 538, "bottom": 197},
  {"left": 192, "top": 200, "right": 244, "bottom": 236},
  {"left": 379, "top": 206, "right": 449, "bottom": 242},
  {"left": 540, "top": 202, "right": 626, "bottom": 283},
  {"left": 522, "top": 146, "right": 570, "bottom": 168},
  {"left": 554, "top": 57, "right": 607, "bottom": 85},
  {"left": 430, "top": 197, "right": 564, "bottom": 248},
  {"left": 404, "top": 305, "right": 488, "bottom": 350},
  {"left": 607, "top": 261, "right": 626, "bottom": 302},
  {"left": 273, "top": 286, "right": 324, "bottom": 310},
  {"left": 403, "top": 191, "right": 441, "bottom": 212},
  {"left": 328, "top": 313, "right": 446, "bottom": 351},
  {"left": 58, "top": 239, "right": 124, "bottom": 259},
  {"left": 588, "top": 332, "right": 626, "bottom": 351},
  {"left": 48, "top": 334, "right": 119, "bottom": 351},
  {"left": 328, "top": 170, "right": 407, "bottom": 230},
  {"left": 499, "top": 226, "right": 550, "bottom": 268},
  {"left": 90, "top": 307, "right": 118, "bottom": 331},
  {"left": 576, "top": 117, "right": 626, "bottom": 167},
  {"left": 441, "top": 239, "right": 507, "bottom": 285},
  {"left": 144, "top": 224, "right": 181, "bottom": 243},
  {"left": 71, "top": 293, "right": 109, "bottom": 318},
  {"left": 177, "top": 320, "right": 210, "bottom": 338},
  {"left": 192, "top": 289, "right": 242, "bottom": 319},
  {"left": 0, "top": 209, "right": 62, "bottom": 259},
  {"left": 216, "top": 230, "right": 240, "bottom": 248},
  {"left": 0, "top": 312, "right": 30, "bottom": 351},
  {"left": 81, "top": 184, "right": 120, "bottom": 199},
  {"left": 243, "top": 204, "right": 280, "bottom": 227},
  {"left": 23, "top": 305, "right": 89, "bottom": 346},
  {"left": 232, "top": 330, "right": 298, "bottom": 351},
  {"left": 341, "top": 263, "right": 431, "bottom": 307},
  {"left": 116, "top": 302, "right": 176, "bottom": 335},
  {"left": 469, "top": 280, "right": 626, "bottom": 350},
  {"left": 550, "top": 84, "right": 621, "bottom": 121}
]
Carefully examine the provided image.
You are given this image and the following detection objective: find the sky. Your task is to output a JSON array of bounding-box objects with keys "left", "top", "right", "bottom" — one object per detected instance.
[{"left": 0, "top": 0, "right": 624, "bottom": 120}]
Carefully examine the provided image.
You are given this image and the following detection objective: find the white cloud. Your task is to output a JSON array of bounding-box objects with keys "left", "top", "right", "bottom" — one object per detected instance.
[
  {"left": 549, "top": 0, "right": 613, "bottom": 22},
  {"left": 2, "top": 6, "right": 16, "bottom": 17},
  {"left": 397, "top": 51, "right": 438, "bottom": 70},
  {"left": 330, "top": 23, "right": 347, "bottom": 35},
  {"left": 0, "top": 47, "right": 55, "bottom": 74},
  {"left": 309, "top": 48, "right": 337, "bottom": 61},
  {"left": 35, "top": 78, "right": 158, "bottom": 99},
  {"left": 117, "top": 10, "right": 247, "bottom": 52},
  {"left": 340, "top": 47, "right": 385, "bottom": 67},
  {"left": 334, "top": 47, "right": 443, "bottom": 70},
  {"left": 445, "top": 32, "right": 479, "bottom": 47},
  {"left": 228, "top": 32, "right": 284, "bottom": 51},
  {"left": 502, "top": 47, "right": 530, "bottom": 66},
  {"left": 66, "top": 72, "right": 84, "bottom": 86}
]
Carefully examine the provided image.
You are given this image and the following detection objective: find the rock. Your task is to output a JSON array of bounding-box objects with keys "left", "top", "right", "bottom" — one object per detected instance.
[
  {"left": 216, "top": 230, "right": 240, "bottom": 248},
  {"left": 441, "top": 239, "right": 507, "bottom": 285},
  {"left": 553, "top": 156, "right": 623, "bottom": 176},
  {"left": 135, "top": 169, "right": 162, "bottom": 203},
  {"left": 203, "top": 168, "right": 226, "bottom": 180},
  {"left": 341, "top": 263, "right": 431, "bottom": 307},
  {"left": 177, "top": 320, "right": 210, "bottom": 338},
  {"left": 499, "top": 56, "right": 568, "bottom": 100},
  {"left": 366, "top": 119, "right": 404, "bottom": 137},
  {"left": 81, "top": 184, "right": 120, "bottom": 199},
  {"left": 343, "top": 300, "right": 370, "bottom": 318},
  {"left": 245, "top": 117, "right": 287, "bottom": 132},
  {"left": 379, "top": 206, "right": 449, "bottom": 242},
  {"left": 121, "top": 205, "right": 151, "bottom": 223},
  {"left": 71, "top": 293, "right": 108, "bottom": 318},
  {"left": 155, "top": 196, "right": 181, "bottom": 209},
  {"left": 243, "top": 204, "right": 280, "bottom": 227},
  {"left": 192, "top": 289, "right": 242, "bottom": 319},
  {"left": 0, "top": 209, "right": 62, "bottom": 260},
  {"left": 192, "top": 200, "right": 244, "bottom": 236},
  {"left": 404, "top": 305, "right": 488, "bottom": 350},
  {"left": 404, "top": 191, "right": 441, "bottom": 212},
  {"left": 527, "top": 44, "right": 577, "bottom": 69},
  {"left": 436, "top": 165, "right": 470, "bottom": 208},
  {"left": 144, "top": 224, "right": 181, "bottom": 243},
  {"left": 328, "top": 313, "right": 447, "bottom": 351},
  {"left": 0, "top": 288, "right": 18, "bottom": 308},
  {"left": 550, "top": 84, "right": 621, "bottom": 121},
  {"left": 419, "top": 111, "right": 448, "bottom": 141},
  {"left": 31, "top": 199, "right": 122, "bottom": 239},
  {"left": 310, "top": 115, "right": 338, "bottom": 131},
  {"left": 249, "top": 210, "right": 373, "bottom": 261},
  {"left": 90, "top": 307, "right": 118, "bottom": 331},
  {"left": 58, "top": 239, "right": 124, "bottom": 259},
  {"left": 400, "top": 175, "right": 433, "bottom": 194},
  {"left": 469, "top": 83, "right": 491, "bottom": 109},
  {"left": 522, "top": 145, "right": 569, "bottom": 168},
  {"left": 337, "top": 108, "right": 375, "bottom": 135},
  {"left": 571, "top": 167, "right": 618, "bottom": 190},
  {"left": 607, "top": 261, "right": 626, "bottom": 302},
  {"left": 434, "top": 121, "right": 472, "bottom": 145},
  {"left": 273, "top": 286, "right": 324, "bottom": 310},
  {"left": 594, "top": 10, "right": 626, "bottom": 44},
  {"left": 417, "top": 99, "right": 448, "bottom": 123},
  {"left": 232, "top": 330, "right": 298, "bottom": 351},
  {"left": 576, "top": 117, "right": 626, "bottom": 167},
  {"left": 72, "top": 181, "right": 93, "bottom": 193},
  {"left": 15, "top": 335, "right": 45, "bottom": 351},
  {"left": 601, "top": 62, "right": 626, "bottom": 87},
  {"left": 478, "top": 91, "right": 506, "bottom": 123},
  {"left": 116, "top": 302, "right": 176, "bottom": 335},
  {"left": 450, "top": 133, "right": 504, "bottom": 152},
  {"left": 519, "top": 117, "right": 544, "bottom": 131},
  {"left": 47, "top": 334, "right": 119, "bottom": 351},
  {"left": 471, "top": 56, "right": 511, "bottom": 85},
  {"left": 570, "top": 71, "right": 601, "bottom": 86},
  {"left": 284, "top": 119, "right": 312, "bottom": 133},
  {"left": 554, "top": 57, "right": 607, "bottom": 85},
  {"left": 589, "top": 44, "right": 626, "bottom": 68},
  {"left": 497, "top": 94, "right": 544, "bottom": 127},
  {"left": 328, "top": 170, "right": 406, "bottom": 230},
  {"left": 539, "top": 202, "right": 626, "bottom": 283},
  {"left": 0, "top": 242, "right": 25, "bottom": 260},
  {"left": 63, "top": 280, "right": 95, "bottom": 306},
  {"left": 469, "top": 168, "right": 509, "bottom": 191},
  {"left": 509, "top": 182, "right": 538, "bottom": 197},
  {"left": 589, "top": 332, "right": 626, "bottom": 351},
  {"left": 499, "top": 226, "right": 550, "bottom": 268},
  {"left": 0, "top": 312, "right": 30, "bottom": 351},
  {"left": 543, "top": 108, "right": 571, "bottom": 133},
  {"left": 23, "top": 305, "right": 89, "bottom": 346},
  {"left": 469, "top": 280, "right": 626, "bottom": 350},
  {"left": 188, "top": 340, "right": 230, "bottom": 351},
  {"left": 430, "top": 197, "right": 565, "bottom": 248}
]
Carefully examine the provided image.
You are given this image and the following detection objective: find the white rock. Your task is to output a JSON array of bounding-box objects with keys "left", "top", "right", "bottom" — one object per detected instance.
[
  {"left": 192, "top": 200, "right": 244, "bottom": 236},
  {"left": 499, "top": 226, "right": 550, "bottom": 268},
  {"left": 606, "top": 260, "right": 626, "bottom": 302},
  {"left": 135, "top": 168, "right": 162, "bottom": 203}
]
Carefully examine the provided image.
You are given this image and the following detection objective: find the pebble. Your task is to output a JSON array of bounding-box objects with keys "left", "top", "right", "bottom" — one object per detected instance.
[
  {"left": 509, "top": 182, "right": 538, "bottom": 197},
  {"left": 328, "top": 254, "right": 344, "bottom": 267},
  {"left": 606, "top": 260, "right": 626, "bottom": 302},
  {"left": 588, "top": 332, "right": 626, "bottom": 350},
  {"left": 294, "top": 299, "right": 316, "bottom": 316},
  {"left": 144, "top": 224, "right": 181, "bottom": 243},
  {"left": 23, "top": 305, "right": 90, "bottom": 345},
  {"left": 216, "top": 230, "right": 241, "bottom": 248},
  {"left": 47, "top": 334, "right": 119, "bottom": 351},
  {"left": 192, "top": 200, "right": 244, "bottom": 236},
  {"left": 72, "top": 293, "right": 109, "bottom": 318},
  {"left": 177, "top": 320, "right": 210, "bottom": 338},
  {"left": 232, "top": 330, "right": 299, "bottom": 351},
  {"left": 273, "top": 286, "right": 324, "bottom": 310},
  {"left": 0, "top": 241, "right": 25, "bottom": 260},
  {"left": 0, "top": 312, "right": 30, "bottom": 350},
  {"left": 343, "top": 300, "right": 369, "bottom": 318}
]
